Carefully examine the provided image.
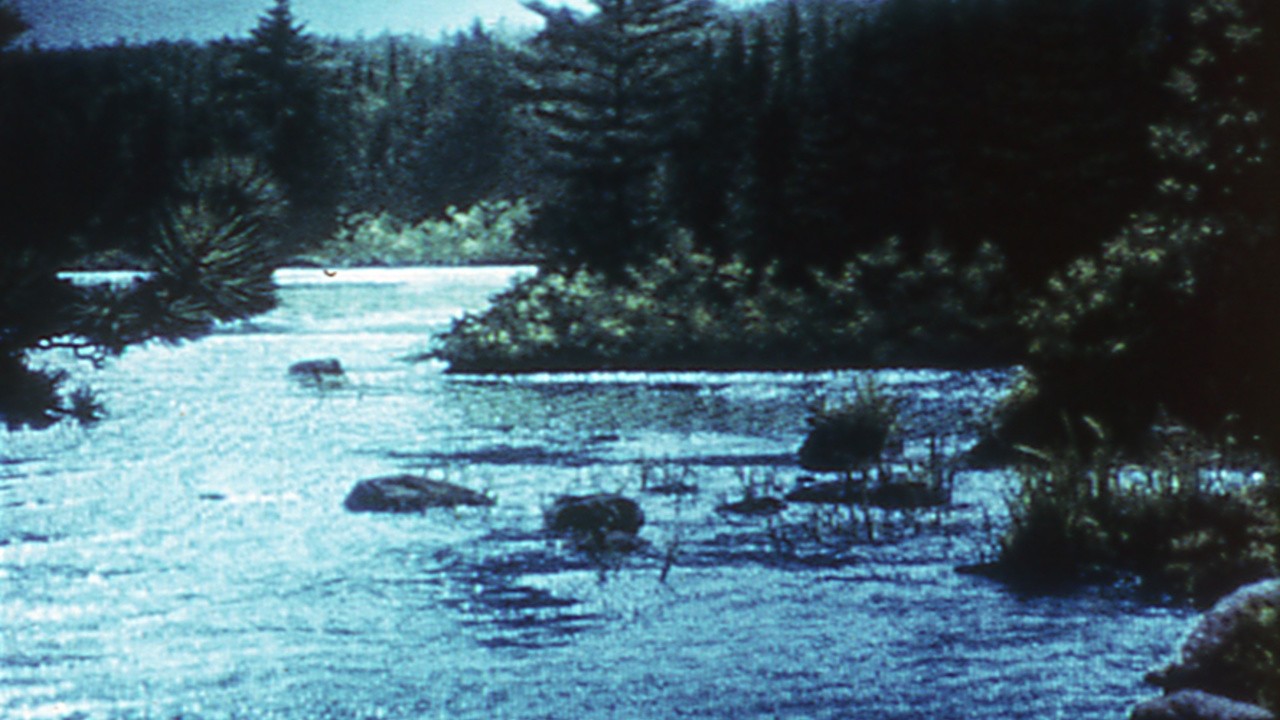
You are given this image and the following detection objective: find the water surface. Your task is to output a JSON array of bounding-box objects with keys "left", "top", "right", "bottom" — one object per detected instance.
[{"left": 2, "top": 267, "right": 1192, "bottom": 719}]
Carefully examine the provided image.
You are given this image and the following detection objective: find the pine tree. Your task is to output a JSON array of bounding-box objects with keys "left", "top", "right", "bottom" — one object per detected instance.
[
  {"left": 0, "top": 17, "right": 289, "bottom": 428},
  {"left": 518, "top": 0, "right": 714, "bottom": 273},
  {"left": 230, "top": 0, "right": 343, "bottom": 247}
]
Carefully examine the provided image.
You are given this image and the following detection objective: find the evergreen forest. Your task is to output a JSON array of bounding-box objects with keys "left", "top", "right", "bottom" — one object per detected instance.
[{"left": 2, "top": 0, "right": 1278, "bottom": 467}]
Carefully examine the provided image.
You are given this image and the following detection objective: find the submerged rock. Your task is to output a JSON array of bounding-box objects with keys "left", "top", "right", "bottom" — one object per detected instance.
[
  {"left": 786, "top": 479, "right": 865, "bottom": 504},
  {"left": 642, "top": 480, "right": 699, "bottom": 496},
  {"left": 544, "top": 493, "right": 644, "bottom": 540},
  {"left": 1130, "top": 690, "right": 1274, "bottom": 720},
  {"left": 785, "top": 478, "right": 947, "bottom": 508},
  {"left": 344, "top": 475, "right": 494, "bottom": 513},
  {"left": 288, "top": 358, "right": 346, "bottom": 387},
  {"left": 716, "top": 496, "right": 786, "bottom": 516}
]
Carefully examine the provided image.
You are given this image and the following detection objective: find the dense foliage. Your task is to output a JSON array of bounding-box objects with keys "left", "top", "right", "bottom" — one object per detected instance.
[
  {"left": 2, "top": 0, "right": 1188, "bottom": 273},
  {"left": 429, "top": 235, "right": 1015, "bottom": 372},
  {"left": 0, "top": 155, "right": 284, "bottom": 428},
  {"left": 798, "top": 382, "right": 898, "bottom": 473},
  {"left": 298, "top": 199, "right": 538, "bottom": 267},
  {"left": 1004, "top": 0, "right": 1280, "bottom": 457}
]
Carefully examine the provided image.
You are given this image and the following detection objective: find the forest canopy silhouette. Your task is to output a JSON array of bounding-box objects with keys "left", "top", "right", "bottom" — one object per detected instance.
[{"left": 1, "top": 0, "right": 1277, "bottom": 462}]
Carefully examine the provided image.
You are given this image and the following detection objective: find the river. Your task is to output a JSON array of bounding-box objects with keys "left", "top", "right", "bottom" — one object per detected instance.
[{"left": 2, "top": 266, "right": 1193, "bottom": 719}]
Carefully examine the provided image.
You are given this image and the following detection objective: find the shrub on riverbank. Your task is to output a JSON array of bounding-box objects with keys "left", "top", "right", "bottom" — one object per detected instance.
[
  {"left": 429, "top": 235, "right": 1020, "bottom": 372},
  {"left": 999, "top": 429, "right": 1280, "bottom": 606},
  {"left": 296, "top": 198, "right": 537, "bottom": 267}
]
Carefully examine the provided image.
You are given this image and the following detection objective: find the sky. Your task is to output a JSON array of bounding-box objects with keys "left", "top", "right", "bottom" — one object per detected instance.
[{"left": 9, "top": 0, "right": 604, "bottom": 48}]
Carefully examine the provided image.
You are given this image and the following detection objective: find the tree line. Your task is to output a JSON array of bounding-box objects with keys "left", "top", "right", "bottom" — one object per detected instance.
[
  {"left": 4, "top": 0, "right": 1279, "bottom": 460},
  {"left": 2, "top": 0, "right": 1188, "bottom": 275}
]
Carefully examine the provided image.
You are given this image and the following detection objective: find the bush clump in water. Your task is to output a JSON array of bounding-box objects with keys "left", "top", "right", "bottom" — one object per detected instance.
[
  {"left": 999, "top": 423, "right": 1280, "bottom": 606},
  {"left": 798, "top": 383, "right": 898, "bottom": 474}
]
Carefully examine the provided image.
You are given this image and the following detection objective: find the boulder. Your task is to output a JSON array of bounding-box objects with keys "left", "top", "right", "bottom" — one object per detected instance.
[
  {"left": 545, "top": 493, "right": 644, "bottom": 538},
  {"left": 1130, "top": 690, "right": 1275, "bottom": 720},
  {"left": 344, "top": 475, "right": 494, "bottom": 513},
  {"left": 288, "top": 358, "right": 346, "bottom": 387},
  {"left": 1146, "top": 579, "right": 1280, "bottom": 703}
]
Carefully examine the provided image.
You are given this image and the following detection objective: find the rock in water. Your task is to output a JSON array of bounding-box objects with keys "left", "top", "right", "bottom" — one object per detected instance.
[
  {"left": 288, "top": 358, "right": 346, "bottom": 387},
  {"left": 1130, "top": 690, "right": 1275, "bottom": 720},
  {"left": 344, "top": 475, "right": 494, "bottom": 513},
  {"left": 544, "top": 493, "right": 644, "bottom": 537}
]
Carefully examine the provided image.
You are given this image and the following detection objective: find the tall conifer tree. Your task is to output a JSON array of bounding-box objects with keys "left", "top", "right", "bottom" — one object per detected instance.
[
  {"left": 231, "top": 0, "right": 342, "bottom": 246},
  {"left": 519, "top": 0, "right": 713, "bottom": 273}
]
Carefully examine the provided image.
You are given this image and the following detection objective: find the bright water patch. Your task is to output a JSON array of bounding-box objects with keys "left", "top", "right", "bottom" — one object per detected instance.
[{"left": 3, "top": 267, "right": 1193, "bottom": 719}]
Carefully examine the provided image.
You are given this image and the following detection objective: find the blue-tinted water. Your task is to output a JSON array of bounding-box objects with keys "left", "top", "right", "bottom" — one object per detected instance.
[{"left": 2, "top": 267, "right": 1192, "bottom": 719}]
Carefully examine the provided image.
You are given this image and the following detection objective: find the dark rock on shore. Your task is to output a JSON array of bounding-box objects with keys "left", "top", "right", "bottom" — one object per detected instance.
[
  {"left": 1130, "top": 690, "right": 1274, "bottom": 720},
  {"left": 545, "top": 493, "right": 644, "bottom": 541},
  {"left": 288, "top": 358, "right": 346, "bottom": 387},
  {"left": 1147, "top": 579, "right": 1280, "bottom": 698},
  {"left": 1134, "top": 579, "right": 1280, "bottom": 720},
  {"left": 344, "top": 475, "right": 494, "bottom": 513}
]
